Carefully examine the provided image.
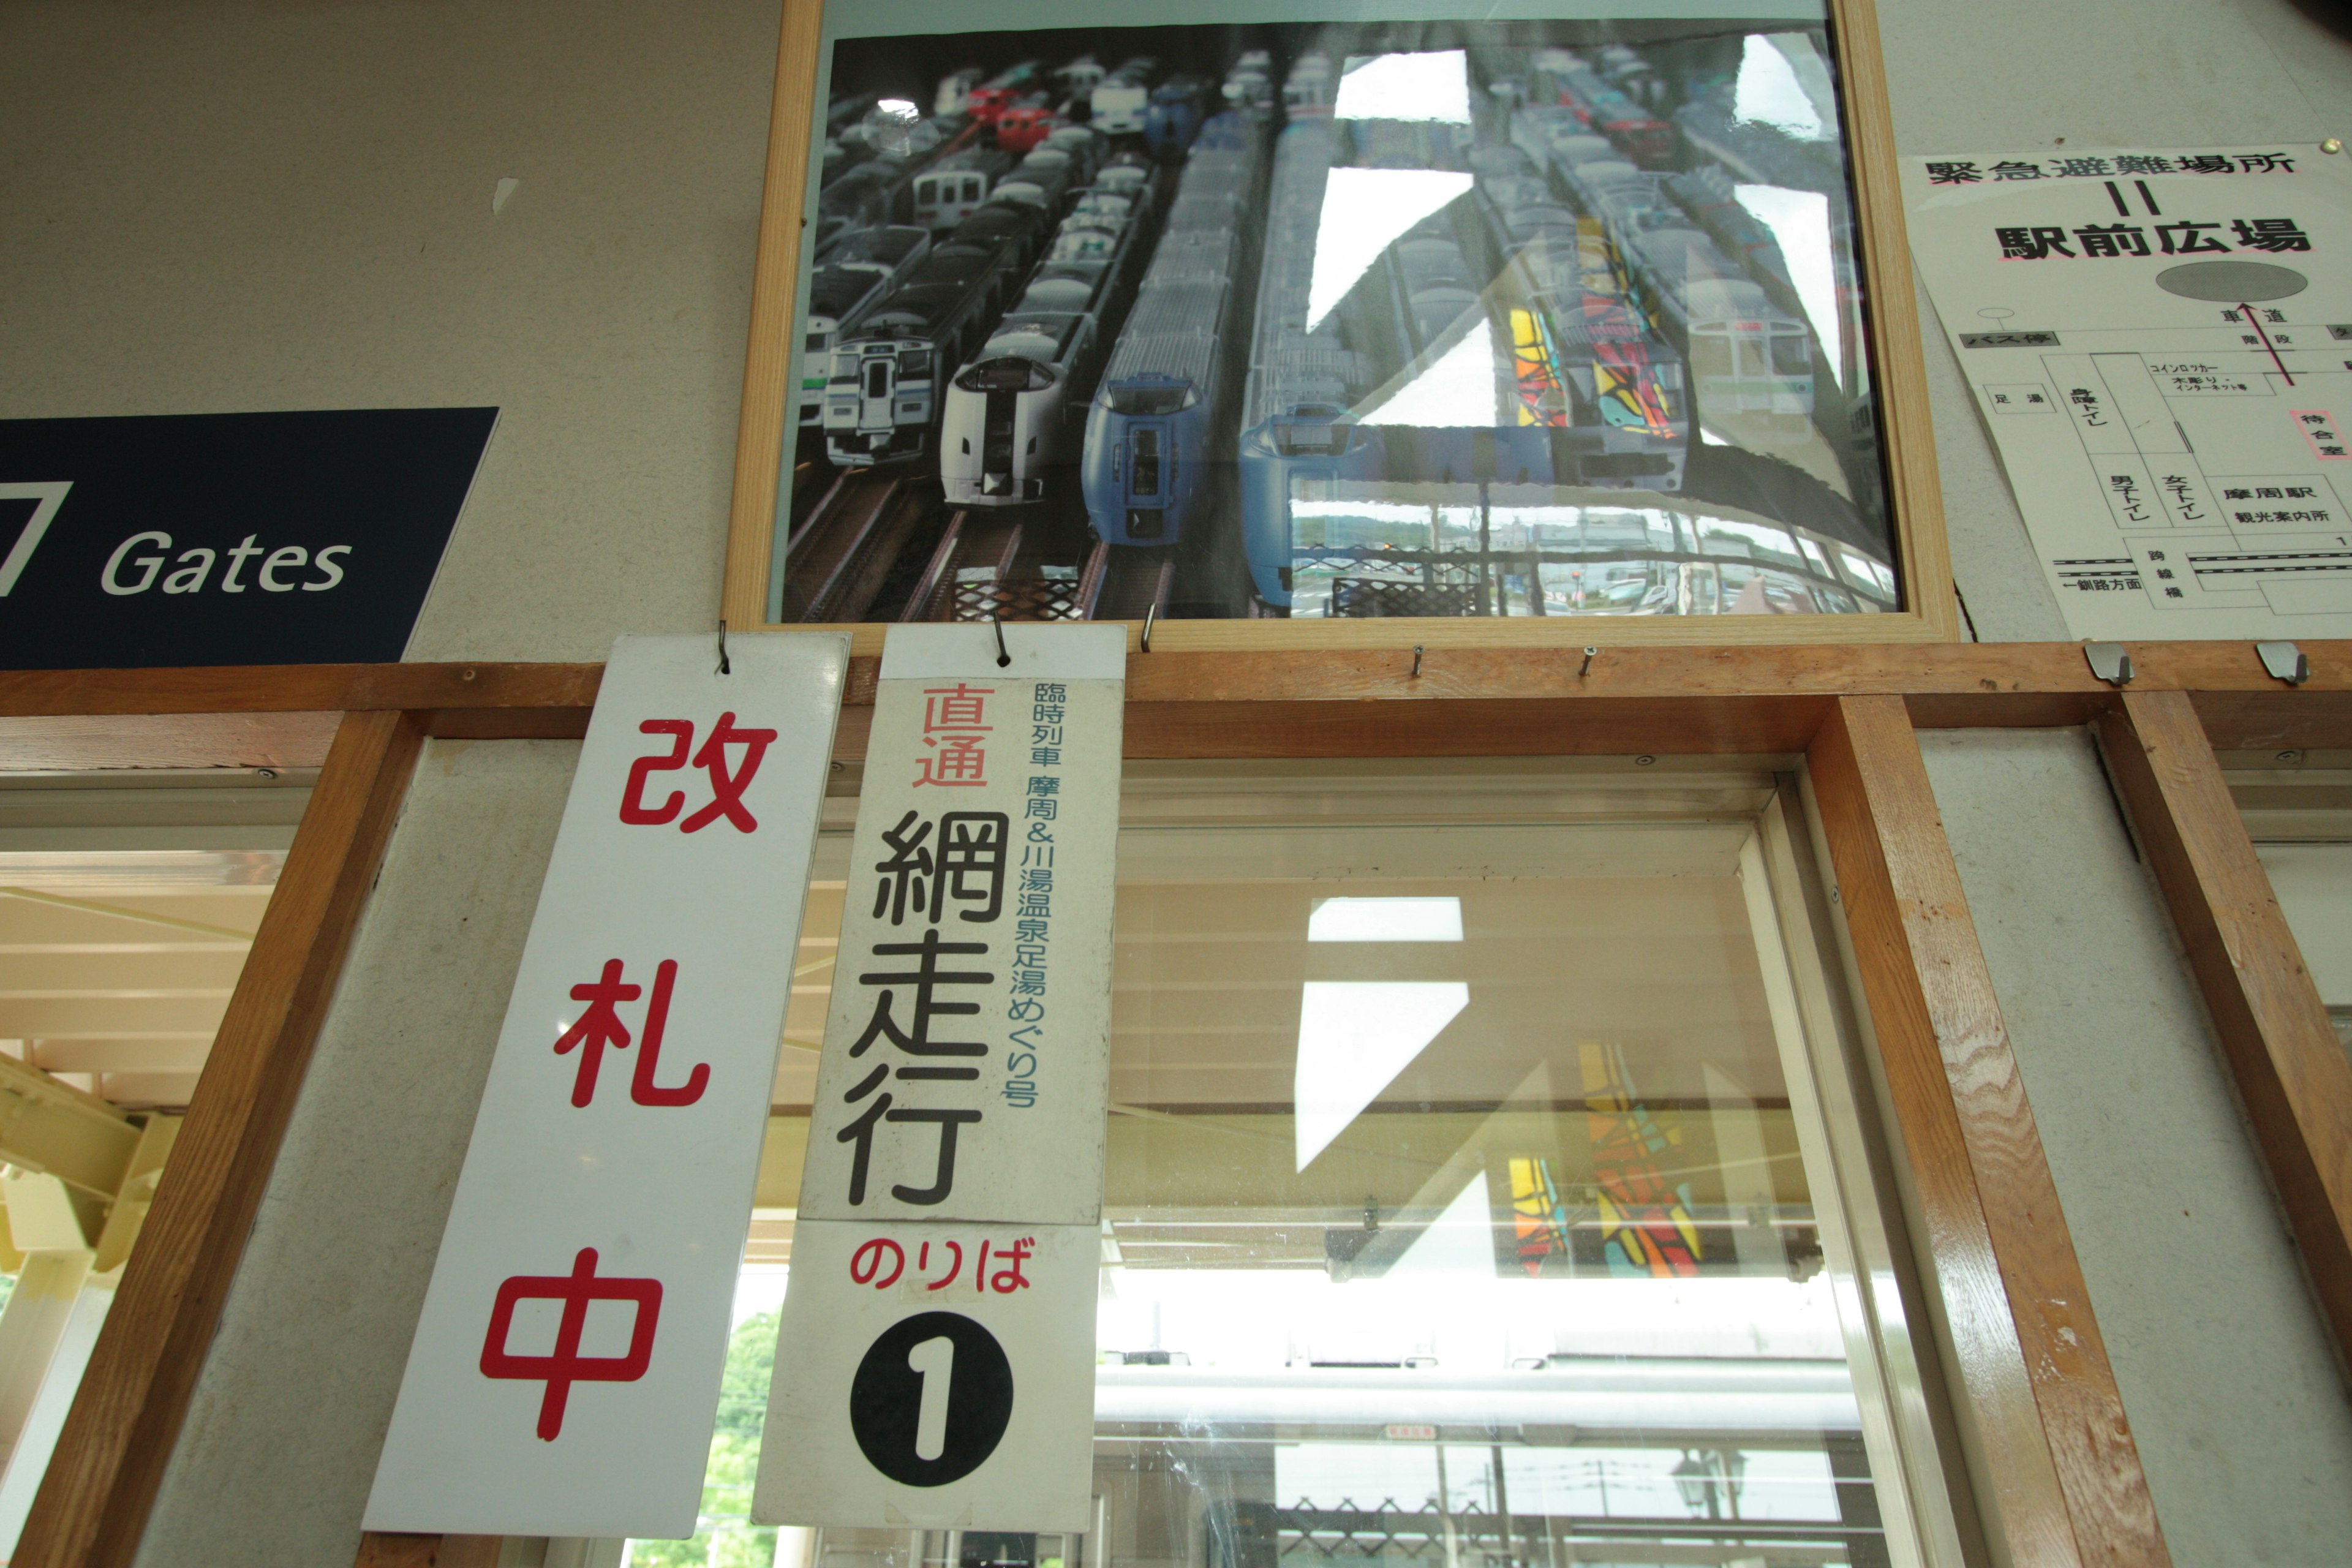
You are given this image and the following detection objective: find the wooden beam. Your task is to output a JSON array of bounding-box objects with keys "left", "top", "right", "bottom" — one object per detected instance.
[
  {"left": 721, "top": 0, "right": 825, "bottom": 636},
  {"left": 0, "top": 663, "right": 603, "bottom": 718},
  {"left": 1123, "top": 696, "right": 1834, "bottom": 758},
  {"left": 1116, "top": 641, "right": 2351, "bottom": 704},
  {"left": 353, "top": 1533, "right": 501, "bottom": 1568},
  {"left": 0, "top": 712, "right": 341, "bottom": 772},
  {"left": 1819, "top": 0, "right": 1962, "bottom": 644},
  {"left": 0, "top": 646, "right": 2344, "bottom": 749},
  {"left": 2100, "top": 689, "right": 2352, "bottom": 1361},
  {"left": 13, "top": 710, "right": 427, "bottom": 1568},
  {"left": 2188, "top": 687, "right": 2352, "bottom": 754},
  {"left": 1808, "top": 695, "right": 2168, "bottom": 1568}
]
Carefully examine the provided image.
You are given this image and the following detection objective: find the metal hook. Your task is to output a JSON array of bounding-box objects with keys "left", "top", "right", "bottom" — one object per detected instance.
[
  {"left": 2084, "top": 641, "right": 2133, "bottom": 687},
  {"left": 717, "top": 619, "right": 731, "bottom": 676},
  {"left": 992, "top": 612, "right": 1011, "bottom": 669},
  {"left": 1411, "top": 644, "right": 1424, "bottom": 679},
  {"left": 1140, "top": 601, "right": 1156, "bottom": 654},
  {"left": 2258, "top": 640, "right": 2312, "bottom": 685},
  {"left": 1580, "top": 646, "right": 1597, "bottom": 677}
]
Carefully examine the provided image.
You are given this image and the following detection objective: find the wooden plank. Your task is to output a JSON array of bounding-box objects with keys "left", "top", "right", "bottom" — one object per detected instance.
[
  {"left": 0, "top": 646, "right": 2348, "bottom": 726},
  {"left": 0, "top": 666, "right": 366, "bottom": 716},
  {"left": 353, "top": 1534, "right": 502, "bottom": 1568},
  {"left": 2189, "top": 687, "right": 2352, "bottom": 753},
  {"left": 0, "top": 664, "right": 603, "bottom": 718},
  {"left": 1123, "top": 698, "right": 1832, "bottom": 758},
  {"left": 345, "top": 664, "right": 603, "bottom": 714},
  {"left": 0, "top": 712, "right": 341, "bottom": 772},
  {"left": 422, "top": 707, "right": 594, "bottom": 742},
  {"left": 765, "top": 608, "right": 1969, "bottom": 658},
  {"left": 1823, "top": 0, "right": 1961, "bottom": 643},
  {"left": 721, "top": 0, "right": 826, "bottom": 635},
  {"left": 1114, "top": 641, "right": 2352, "bottom": 702},
  {"left": 2100, "top": 690, "right": 2352, "bottom": 1359},
  {"left": 1115, "top": 644, "right": 2108, "bottom": 703},
  {"left": 1808, "top": 695, "right": 2168, "bottom": 1568},
  {"left": 1906, "top": 691, "right": 2109, "bottom": 733},
  {"left": 13, "top": 710, "right": 428, "bottom": 1568}
]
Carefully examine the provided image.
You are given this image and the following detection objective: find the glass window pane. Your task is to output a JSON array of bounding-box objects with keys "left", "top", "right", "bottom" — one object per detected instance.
[
  {"left": 682, "top": 769, "right": 1951, "bottom": 1568},
  {"left": 1095, "top": 818, "right": 1894, "bottom": 1567}
]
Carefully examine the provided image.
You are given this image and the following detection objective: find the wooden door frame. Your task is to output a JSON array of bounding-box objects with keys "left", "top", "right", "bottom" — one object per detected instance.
[{"left": 2, "top": 641, "right": 2348, "bottom": 1567}]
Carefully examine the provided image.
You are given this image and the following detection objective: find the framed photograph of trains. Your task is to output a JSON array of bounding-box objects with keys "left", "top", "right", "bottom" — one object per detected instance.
[{"left": 722, "top": 0, "right": 1958, "bottom": 646}]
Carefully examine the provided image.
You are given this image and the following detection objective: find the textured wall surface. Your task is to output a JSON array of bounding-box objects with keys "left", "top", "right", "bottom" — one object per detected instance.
[
  {"left": 1921, "top": 728, "right": 2352, "bottom": 1566},
  {"left": 134, "top": 740, "right": 577, "bottom": 1568},
  {"left": 0, "top": 0, "right": 781, "bottom": 663}
]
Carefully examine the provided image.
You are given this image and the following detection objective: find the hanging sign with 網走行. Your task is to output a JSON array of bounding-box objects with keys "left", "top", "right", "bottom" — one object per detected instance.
[
  {"left": 756, "top": 622, "right": 1126, "bottom": 1533},
  {"left": 363, "top": 631, "right": 848, "bottom": 1540}
]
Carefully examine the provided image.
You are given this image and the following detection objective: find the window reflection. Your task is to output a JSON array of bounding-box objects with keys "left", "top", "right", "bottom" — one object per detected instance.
[
  {"left": 1730, "top": 35, "right": 1826, "bottom": 143},
  {"left": 1293, "top": 981, "right": 1468, "bottom": 1169},
  {"left": 1279, "top": 491, "right": 1888, "bottom": 618},
  {"left": 1330, "top": 51, "right": 1471, "bottom": 124},
  {"left": 783, "top": 23, "right": 1899, "bottom": 624},
  {"left": 1089, "top": 843, "right": 1898, "bottom": 1567},
  {"left": 1307, "top": 169, "right": 1476, "bottom": 332},
  {"left": 722, "top": 783, "right": 1939, "bottom": 1568}
]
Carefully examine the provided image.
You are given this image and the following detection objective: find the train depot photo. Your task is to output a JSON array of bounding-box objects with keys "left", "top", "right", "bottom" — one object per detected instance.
[{"left": 779, "top": 20, "right": 1902, "bottom": 622}]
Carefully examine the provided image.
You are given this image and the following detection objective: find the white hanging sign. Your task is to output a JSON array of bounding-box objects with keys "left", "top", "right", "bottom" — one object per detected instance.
[
  {"left": 364, "top": 631, "right": 850, "bottom": 1539},
  {"left": 759, "top": 1220, "right": 1101, "bottom": 1529},
  {"left": 756, "top": 622, "right": 1125, "bottom": 1532}
]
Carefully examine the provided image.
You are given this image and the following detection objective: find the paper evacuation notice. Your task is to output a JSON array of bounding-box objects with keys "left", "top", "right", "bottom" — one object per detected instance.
[{"left": 1904, "top": 144, "right": 2352, "bottom": 637}]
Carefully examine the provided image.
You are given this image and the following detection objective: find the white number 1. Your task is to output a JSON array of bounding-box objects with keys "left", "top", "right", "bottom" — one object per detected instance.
[{"left": 907, "top": 1335, "right": 956, "bottom": 1460}]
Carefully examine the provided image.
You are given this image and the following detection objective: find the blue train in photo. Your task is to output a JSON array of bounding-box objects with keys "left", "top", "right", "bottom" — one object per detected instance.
[
  {"left": 1142, "top": 78, "right": 1207, "bottom": 160},
  {"left": 1237, "top": 118, "right": 1374, "bottom": 608},
  {"left": 1079, "top": 113, "right": 1270, "bottom": 545}
]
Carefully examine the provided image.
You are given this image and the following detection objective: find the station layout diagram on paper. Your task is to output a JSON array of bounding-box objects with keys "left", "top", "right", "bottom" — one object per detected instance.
[{"left": 1904, "top": 145, "right": 2352, "bottom": 637}]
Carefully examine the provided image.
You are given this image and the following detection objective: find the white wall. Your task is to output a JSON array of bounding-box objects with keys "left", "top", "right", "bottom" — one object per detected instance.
[{"left": 5, "top": 0, "right": 2352, "bottom": 1562}]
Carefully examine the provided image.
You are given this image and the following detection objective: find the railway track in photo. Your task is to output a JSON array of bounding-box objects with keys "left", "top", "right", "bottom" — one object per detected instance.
[{"left": 782, "top": 459, "right": 1175, "bottom": 624}]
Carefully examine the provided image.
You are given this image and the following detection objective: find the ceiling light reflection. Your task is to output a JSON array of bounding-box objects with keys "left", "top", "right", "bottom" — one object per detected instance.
[
  {"left": 1357, "top": 318, "right": 1501, "bottom": 427},
  {"left": 1308, "top": 897, "right": 1463, "bottom": 943},
  {"left": 1333, "top": 51, "right": 1470, "bottom": 124},
  {"left": 1308, "top": 168, "right": 1473, "bottom": 330},
  {"left": 1732, "top": 34, "right": 1824, "bottom": 140},
  {"left": 1734, "top": 182, "right": 1839, "bottom": 390},
  {"left": 1293, "top": 981, "right": 1469, "bottom": 1170}
]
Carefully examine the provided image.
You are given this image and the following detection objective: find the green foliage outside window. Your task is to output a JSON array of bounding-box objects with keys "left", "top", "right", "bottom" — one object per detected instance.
[{"left": 630, "top": 1309, "right": 780, "bottom": 1568}]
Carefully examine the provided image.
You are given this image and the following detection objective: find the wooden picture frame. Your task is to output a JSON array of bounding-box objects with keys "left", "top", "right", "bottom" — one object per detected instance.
[{"left": 721, "top": 0, "right": 1962, "bottom": 654}]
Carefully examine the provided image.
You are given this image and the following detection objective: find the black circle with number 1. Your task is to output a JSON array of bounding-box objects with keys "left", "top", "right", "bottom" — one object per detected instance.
[{"left": 848, "top": 1311, "right": 1014, "bottom": 1486}]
